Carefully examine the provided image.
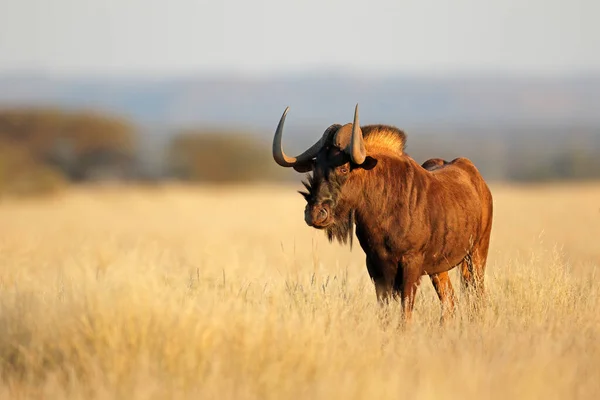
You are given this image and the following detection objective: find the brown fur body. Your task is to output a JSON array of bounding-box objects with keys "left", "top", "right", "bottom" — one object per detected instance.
[{"left": 301, "top": 125, "right": 493, "bottom": 322}]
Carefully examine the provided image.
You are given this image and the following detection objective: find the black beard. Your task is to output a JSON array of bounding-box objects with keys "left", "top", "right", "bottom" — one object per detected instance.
[
  {"left": 326, "top": 208, "right": 355, "bottom": 248},
  {"left": 299, "top": 173, "right": 355, "bottom": 248}
]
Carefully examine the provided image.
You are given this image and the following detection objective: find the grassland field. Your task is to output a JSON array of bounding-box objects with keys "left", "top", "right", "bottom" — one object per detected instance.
[{"left": 0, "top": 182, "right": 599, "bottom": 399}]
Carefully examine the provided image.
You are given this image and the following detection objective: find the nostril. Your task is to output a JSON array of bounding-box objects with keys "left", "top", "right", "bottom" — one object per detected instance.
[{"left": 318, "top": 208, "right": 328, "bottom": 221}]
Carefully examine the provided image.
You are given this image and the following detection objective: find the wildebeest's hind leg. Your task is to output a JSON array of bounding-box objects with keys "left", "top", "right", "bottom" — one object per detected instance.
[
  {"left": 430, "top": 271, "right": 456, "bottom": 324},
  {"left": 460, "top": 237, "right": 490, "bottom": 317}
]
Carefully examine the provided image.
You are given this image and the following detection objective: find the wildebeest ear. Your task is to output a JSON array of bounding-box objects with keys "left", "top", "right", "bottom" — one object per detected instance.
[
  {"left": 357, "top": 156, "right": 377, "bottom": 170},
  {"left": 293, "top": 161, "right": 314, "bottom": 173}
]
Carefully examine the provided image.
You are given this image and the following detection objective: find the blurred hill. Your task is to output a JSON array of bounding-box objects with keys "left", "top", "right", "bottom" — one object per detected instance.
[
  {"left": 0, "top": 73, "right": 599, "bottom": 189},
  {"left": 1, "top": 73, "right": 599, "bottom": 128}
]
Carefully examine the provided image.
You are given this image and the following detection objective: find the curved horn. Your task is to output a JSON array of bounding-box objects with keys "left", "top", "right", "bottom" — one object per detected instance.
[
  {"left": 272, "top": 107, "right": 327, "bottom": 168},
  {"left": 350, "top": 104, "right": 366, "bottom": 164}
]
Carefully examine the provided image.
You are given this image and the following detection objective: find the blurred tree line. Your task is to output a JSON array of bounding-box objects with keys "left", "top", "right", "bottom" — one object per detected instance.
[
  {"left": 0, "top": 108, "right": 285, "bottom": 196},
  {"left": 404, "top": 126, "right": 600, "bottom": 183},
  {"left": 166, "top": 130, "right": 286, "bottom": 183},
  {"left": 0, "top": 107, "right": 599, "bottom": 197},
  {"left": 0, "top": 109, "right": 135, "bottom": 196}
]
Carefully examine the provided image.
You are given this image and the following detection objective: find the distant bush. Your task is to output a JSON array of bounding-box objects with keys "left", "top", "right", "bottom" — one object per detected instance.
[
  {"left": 167, "top": 131, "right": 287, "bottom": 183},
  {"left": 0, "top": 108, "right": 136, "bottom": 196},
  {"left": 0, "top": 140, "right": 66, "bottom": 197}
]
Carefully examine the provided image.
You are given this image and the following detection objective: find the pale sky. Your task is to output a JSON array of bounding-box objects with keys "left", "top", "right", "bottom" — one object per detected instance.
[{"left": 0, "top": 0, "right": 599, "bottom": 76}]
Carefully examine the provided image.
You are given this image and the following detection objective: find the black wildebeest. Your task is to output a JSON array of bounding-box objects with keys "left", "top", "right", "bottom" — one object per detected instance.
[{"left": 272, "top": 105, "right": 493, "bottom": 322}]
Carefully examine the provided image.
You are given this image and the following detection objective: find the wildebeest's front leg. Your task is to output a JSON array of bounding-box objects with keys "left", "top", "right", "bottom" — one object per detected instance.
[
  {"left": 396, "top": 257, "right": 423, "bottom": 322},
  {"left": 366, "top": 257, "right": 396, "bottom": 305},
  {"left": 430, "top": 272, "right": 456, "bottom": 324}
]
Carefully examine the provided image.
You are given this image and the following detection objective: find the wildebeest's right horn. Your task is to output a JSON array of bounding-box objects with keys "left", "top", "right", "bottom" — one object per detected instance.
[
  {"left": 350, "top": 104, "right": 366, "bottom": 164},
  {"left": 272, "top": 107, "right": 325, "bottom": 170}
]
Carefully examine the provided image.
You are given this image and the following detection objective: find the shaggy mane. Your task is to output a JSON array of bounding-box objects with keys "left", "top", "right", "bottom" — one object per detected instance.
[{"left": 361, "top": 125, "right": 407, "bottom": 155}]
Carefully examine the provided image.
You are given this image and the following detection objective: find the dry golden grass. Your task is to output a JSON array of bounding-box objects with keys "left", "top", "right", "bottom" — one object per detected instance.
[{"left": 0, "top": 182, "right": 599, "bottom": 399}]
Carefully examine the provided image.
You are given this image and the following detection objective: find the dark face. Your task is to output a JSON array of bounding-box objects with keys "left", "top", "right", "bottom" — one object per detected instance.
[
  {"left": 301, "top": 145, "right": 351, "bottom": 229},
  {"left": 299, "top": 144, "right": 380, "bottom": 245}
]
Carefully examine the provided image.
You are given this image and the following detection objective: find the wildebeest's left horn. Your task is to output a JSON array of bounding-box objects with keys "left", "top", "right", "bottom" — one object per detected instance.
[
  {"left": 273, "top": 107, "right": 324, "bottom": 169},
  {"left": 350, "top": 104, "right": 366, "bottom": 164}
]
